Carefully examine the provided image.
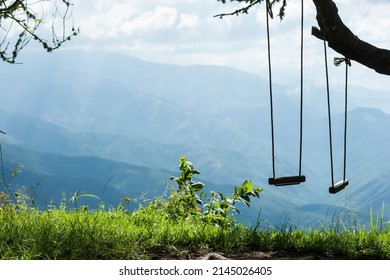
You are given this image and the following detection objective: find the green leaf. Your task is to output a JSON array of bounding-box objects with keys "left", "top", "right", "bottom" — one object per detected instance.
[
  {"left": 78, "top": 193, "right": 101, "bottom": 200},
  {"left": 190, "top": 182, "right": 204, "bottom": 191},
  {"left": 192, "top": 169, "right": 201, "bottom": 175}
]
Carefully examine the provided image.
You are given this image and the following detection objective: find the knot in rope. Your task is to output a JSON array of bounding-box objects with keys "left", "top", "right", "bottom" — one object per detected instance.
[{"left": 334, "top": 57, "right": 351, "bottom": 67}]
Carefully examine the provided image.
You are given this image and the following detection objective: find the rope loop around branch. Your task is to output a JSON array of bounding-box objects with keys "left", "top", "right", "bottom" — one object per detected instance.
[
  {"left": 334, "top": 35, "right": 359, "bottom": 67},
  {"left": 266, "top": 0, "right": 274, "bottom": 19}
]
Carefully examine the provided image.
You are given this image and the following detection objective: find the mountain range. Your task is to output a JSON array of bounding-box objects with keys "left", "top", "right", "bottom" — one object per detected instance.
[{"left": 0, "top": 50, "right": 389, "bottom": 227}]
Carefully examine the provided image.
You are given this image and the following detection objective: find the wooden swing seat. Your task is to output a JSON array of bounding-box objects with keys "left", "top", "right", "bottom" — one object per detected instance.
[
  {"left": 329, "top": 180, "right": 349, "bottom": 194},
  {"left": 268, "top": 175, "right": 306, "bottom": 186}
]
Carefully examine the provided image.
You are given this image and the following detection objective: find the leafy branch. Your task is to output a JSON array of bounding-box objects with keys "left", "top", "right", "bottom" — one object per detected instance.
[
  {"left": 165, "top": 156, "right": 262, "bottom": 228},
  {"left": 215, "top": 0, "right": 288, "bottom": 20},
  {"left": 0, "top": 0, "right": 79, "bottom": 63}
]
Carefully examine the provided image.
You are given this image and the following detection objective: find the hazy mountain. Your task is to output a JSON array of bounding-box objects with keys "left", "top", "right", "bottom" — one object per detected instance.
[
  {"left": 0, "top": 50, "right": 389, "bottom": 227},
  {"left": 0, "top": 143, "right": 175, "bottom": 209}
]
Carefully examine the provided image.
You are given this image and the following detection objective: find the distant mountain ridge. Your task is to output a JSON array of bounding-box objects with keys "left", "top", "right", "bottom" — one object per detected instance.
[
  {"left": 0, "top": 50, "right": 389, "bottom": 227},
  {"left": 0, "top": 142, "right": 174, "bottom": 209}
]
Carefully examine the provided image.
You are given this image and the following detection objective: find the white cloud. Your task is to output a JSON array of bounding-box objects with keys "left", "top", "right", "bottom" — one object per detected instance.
[
  {"left": 69, "top": 0, "right": 390, "bottom": 91},
  {"left": 120, "top": 7, "right": 178, "bottom": 35},
  {"left": 177, "top": 14, "right": 200, "bottom": 29},
  {"left": 346, "top": 3, "right": 390, "bottom": 47},
  {"left": 160, "top": 0, "right": 196, "bottom": 4},
  {"left": 77, "top": 4, "right": 178, "bottom": 39},
  {"left": 76, "top": 3, "right": 141, "bottom": 39}
]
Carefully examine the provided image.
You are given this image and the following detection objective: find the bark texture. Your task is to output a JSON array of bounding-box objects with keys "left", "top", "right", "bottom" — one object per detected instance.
[{"left": 312, "top": 0, "right": 390, "bottom": 75}]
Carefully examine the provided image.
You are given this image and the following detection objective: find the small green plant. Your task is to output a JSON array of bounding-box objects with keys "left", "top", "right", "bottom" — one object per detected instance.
[
  {"left": 202, "top": 180, "right": 262, "bottom": 228},
  {"left": 64, "top": 189, "right": 101, "bottom": 210},
  {"left": 0, "top": 142, "right": 26, "bottom": 207},
  {"left": 0, "top": 191, "right": 11, "bottom": 210},
  {"left": 369, "top": 203, "right": 387, "bottom": 233},
  {"left": 160, "top": 156, "right": 262, "bottom": 228},
  {"left": 118, "top": 196, "right": 134, "bottom": 212},
  {"left": 165, "top": 156, "right": 205, "bottom": 219}
]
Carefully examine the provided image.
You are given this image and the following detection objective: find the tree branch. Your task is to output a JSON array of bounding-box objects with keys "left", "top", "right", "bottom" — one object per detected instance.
[
  {"left": 216, "top": 0, "right": 390, "bottom": 75},
  {"left": 215, "top": 0, "right": 288, "bottom": 20},
  {"left": 0, "top": 0, "right": 79, "bottom": 63},
  {"left": 215, "top": 0, "right": 261, "bottom": 18},
  {"left": 312, "top": 0, "right": 390, "bottom": 75}
]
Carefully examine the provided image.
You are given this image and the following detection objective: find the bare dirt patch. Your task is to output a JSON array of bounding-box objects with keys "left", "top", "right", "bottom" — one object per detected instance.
[
  {"left": 147, "top": 246, "right": 342, "bottom": 260},
  {"left": 194, "top": 250, "right": 339, "bottom": 260}
]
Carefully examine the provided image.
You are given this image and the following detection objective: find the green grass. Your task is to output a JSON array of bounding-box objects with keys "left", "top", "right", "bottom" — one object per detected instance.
[
  {"left": 1, "top": 156, "right": 389, "bottom": 260},
  {"left": 1, "top": 205, "right": 389, "bottom": 260}
]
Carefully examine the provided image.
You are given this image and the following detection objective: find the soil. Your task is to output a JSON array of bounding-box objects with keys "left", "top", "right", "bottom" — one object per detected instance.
[
  {"left": 194, "top": 251, "right": 342, "bottom": 260},
  {"left": 147, "top": 246, "right": 343, "bottom": 260}
]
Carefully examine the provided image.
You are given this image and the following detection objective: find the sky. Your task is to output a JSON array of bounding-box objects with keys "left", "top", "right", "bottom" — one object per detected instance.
[
  {"left": 15, "top": 0, "right": 390, "bottom": 93},
  {"left": 57, "top": 0, "right": 389, "bottom": 93}
]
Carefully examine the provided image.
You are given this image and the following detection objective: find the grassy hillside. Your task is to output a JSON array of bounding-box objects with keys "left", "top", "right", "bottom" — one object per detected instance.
[{"left": 1, "top": 204, "right": 390, "bottom": 260}]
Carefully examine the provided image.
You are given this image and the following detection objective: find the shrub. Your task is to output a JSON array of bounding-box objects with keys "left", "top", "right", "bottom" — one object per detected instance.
[{"left": 148, "top": 156, "right": 263, "bottom": 229}]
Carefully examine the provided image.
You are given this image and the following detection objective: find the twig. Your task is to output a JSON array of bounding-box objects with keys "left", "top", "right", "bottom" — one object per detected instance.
[{"left": 215, "top": 0, "right": 261, "bottom": 18}]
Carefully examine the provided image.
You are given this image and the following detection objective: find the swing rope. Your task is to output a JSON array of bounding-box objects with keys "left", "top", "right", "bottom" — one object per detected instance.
[
  {"left": 342, "top": 58, "right": 349, "bottom": 183},
  {"left": 322, "top": 36, "right": 356, "bottom": 193},
  {"left": 267, "top": 0, "right": 305, "bottom": 186},
  {"left": 323, "top": 39, "right": 336, "bottom": 188},
  {"left": 266, "top": 0, "right": 276, "bottom": 179},
  {"left": 299, "top": 0, "right": 304, "bottom": 177}
]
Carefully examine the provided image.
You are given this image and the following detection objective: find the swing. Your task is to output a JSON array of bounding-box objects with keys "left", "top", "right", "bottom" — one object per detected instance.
[
  {"left": 320, "top": 30, "right": 356, "bottom": 194},
  {"left": 266, "top": 0, "right": 306, "bottom": 186}
]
